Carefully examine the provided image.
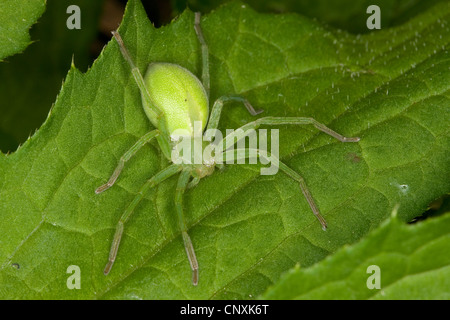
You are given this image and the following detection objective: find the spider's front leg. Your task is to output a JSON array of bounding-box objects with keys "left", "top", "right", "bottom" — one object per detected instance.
[{"left": 175, "top": 169, "right": 199, "bottom": 285}]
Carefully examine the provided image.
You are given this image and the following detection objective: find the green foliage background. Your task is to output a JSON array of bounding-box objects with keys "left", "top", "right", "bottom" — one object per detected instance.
[{"left": 0, "top": 0, "right": 448, "bottom": 299}]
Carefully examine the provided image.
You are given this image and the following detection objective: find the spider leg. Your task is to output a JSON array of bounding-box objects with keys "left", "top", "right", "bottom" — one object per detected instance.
[
  {"left": 220, "top": 116, "right": 360, "bottom": 151},
  {"left": 277, "top": 160, "right": 328, "bottom": 230},
  {"left": 112, "top": 31, "right": 161, "bottom": 121},
  {"left": 194, "top": 13, "right": 262, "bottom": 133},
  {"left": 175, "top": 169, "right": 199, "bottom": 285},
  {"left": 112, "top": 30, "right": 172, "bottom": 159},
  {"left": 220, "top": 148, "right": 328, "bottom": 230},
  {"left": 194, "top": 12, "right": 210, "bottom": 98},
  {"left": 206, "top": 96, "right": 264, "bottom": 132},
  {"left": 96, "top": 130, "right": 160, "bottom": 194},
  {"left": 215, "top": 115, "right": 360, "bottom": 230},
  {"left": 103, "top": 164, "right": 181, "bottom": 275},
  {"left": 187, "top": 176, "right": 200, "bottom": 189}
]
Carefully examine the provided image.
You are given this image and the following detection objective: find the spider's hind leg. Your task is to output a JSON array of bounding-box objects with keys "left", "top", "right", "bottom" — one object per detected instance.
[
  {"left": 103, "top": 164, "right": 181, "bottom": 275},
  {"left": 221, "top": 148, "right": 329, "bottom": 231},
  {"left": 175, "top": 169, "right": 199, "bottom": 285}
]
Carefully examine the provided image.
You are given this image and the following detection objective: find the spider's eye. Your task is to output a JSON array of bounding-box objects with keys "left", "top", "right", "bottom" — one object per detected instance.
[{"left": 142, "top": 62, "right": 209, "bottom": 137}]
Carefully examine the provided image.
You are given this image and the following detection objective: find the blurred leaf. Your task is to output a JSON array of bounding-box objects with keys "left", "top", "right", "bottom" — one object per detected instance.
[
  {"left": 0, "top": 0, "right": 103, "bottom": 152},
  {"left": 172, "top": 0, "right": 448, "bottom": 33},
  {"left": 0, "top": 0, "right": 46, "bottom": 60},
  {"left": 261, "top": 212, "right": 450, "bottom": 299}
]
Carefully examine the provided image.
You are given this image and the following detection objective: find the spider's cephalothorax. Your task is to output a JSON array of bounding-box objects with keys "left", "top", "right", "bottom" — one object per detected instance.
[{"left": 96, "top": 12, "right": 360, "bottom": 286}]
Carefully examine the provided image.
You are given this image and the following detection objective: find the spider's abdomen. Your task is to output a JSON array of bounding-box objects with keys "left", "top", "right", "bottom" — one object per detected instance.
[{"left": 142, "top": 62, "right": 209, "bottom": 137}]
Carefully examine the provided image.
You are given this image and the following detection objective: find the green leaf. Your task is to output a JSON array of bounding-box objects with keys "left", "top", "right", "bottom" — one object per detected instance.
[
  {"left": 0, "top": 0, "right": 46, "bottom": 61},
  {"left": 0, "top": 0, "right": 448, "bottom": 299},
  {"left": 261, "top": 211, "right": 450, "bottom": 299}
]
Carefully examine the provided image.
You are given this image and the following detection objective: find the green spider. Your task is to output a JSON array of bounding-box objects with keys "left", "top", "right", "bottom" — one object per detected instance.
[{"left": 96, "top": 12, "right": 360, "bottom": 286}]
